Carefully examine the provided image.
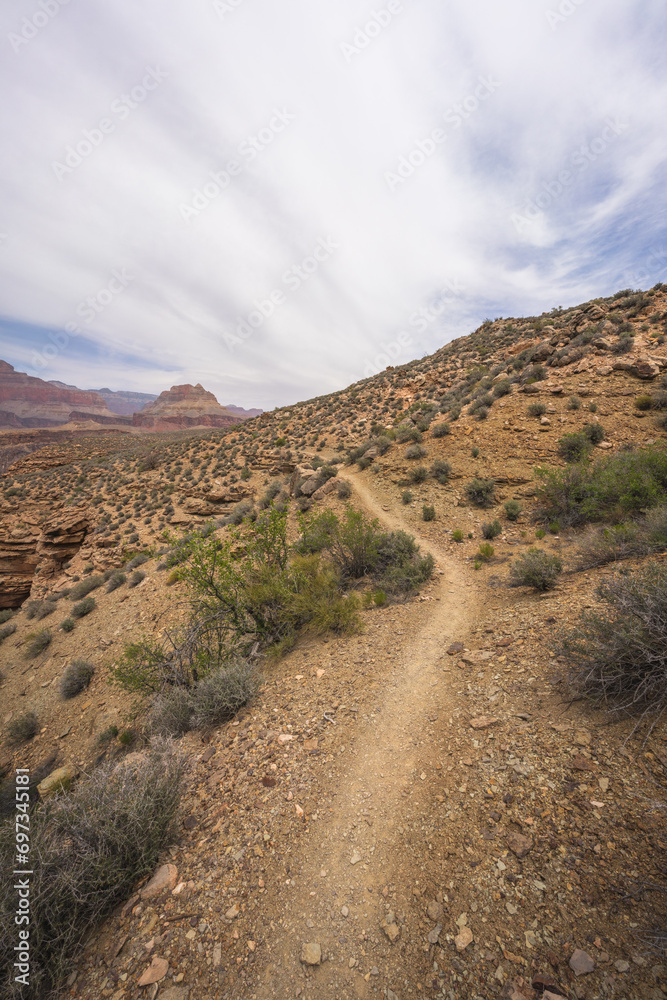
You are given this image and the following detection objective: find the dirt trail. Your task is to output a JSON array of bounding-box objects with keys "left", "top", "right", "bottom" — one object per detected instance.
[{"left": 251, "top": 468, "right": 480, "bottom": 997}]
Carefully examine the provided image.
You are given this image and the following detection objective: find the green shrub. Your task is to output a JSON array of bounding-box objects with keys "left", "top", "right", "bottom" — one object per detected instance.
[
  {"left": 536, "top": 446, "right": 667, "bottom": 526},
  {"left": 25, "top": 628, "right": 52, "bottom": 658},
  {"left": 396, "top": 424, "right": 422, "bottom": 444},
  {"left": 527, "top": 402, "right": 547, "bottom": 417},
  {"left": 559, "top": 563, "right": 667, "bottom": 731},
  {"left": 72, "top": 597, "right": 95, "bottom": 619},
  {"left": 465, "top": 478, "right": 496, "bottom": 508},
  {"left": 373, "top": 589, "right": 387, "bottom": 607},
  {"left": 477, "top": 542, "right": 494, "bottom": 562},
  {"left": 401, "top": 489, "right": 413, "bottom": 505},
  {"left": 504, "top": 500, "right": 523, "bottom": 521},
  {"left": 61, "top": 660, "right": 94, "bottom": 699},
  {"left": 482, "top": 519, "right": 502, "bottom": 539},
  {"left": 6, "top": 710, "right": 39, "bottom": 744},
  {"left": 558, "top": 432, "right": 592, "bottom": 462},
  {"left": 431, "top": 422, "right": 451, "bottom": 438},
  {"left": 452, "top": 529, "right": 464, "bottom": 543},
  {"left": 0, "top": 740, "right": 183, "bottom": 998},
  {"left": 567, "top": 396, "right": 581, "bottom": 410},
  {"left": 509, "top": 548, "right": 563, "bottom": 591},
  {"left": 493, "top": 378, "right": 512, "bottom": 397},
  {"left": 422, "top": 504, "right": 435, "bottom": 522},
  {"left": 431, "top": 459, "right": 451, "bottom": 485},
  {"left": 337, "top": 480, "right": 352, "bottom": 499},
  {"left": 409, "top": 465, "right": 428, "bottom": 483},
  {"left": 583, "top": 422, "right": 605, "bottom": 445},
  {"left": 535, "top": 528, "right": 546, "bottom": 539},
  {"left": 60, "top": 618, "right": 75, "bottom": 633},
  {"left": 470, "top": 447, "right": 480, "bottom": 458},
  {"left": 0, "top": 623, "right": 16, "bottom": 642},
  {"left": 405, "top": 444, "right": 427, "bottom": 460},
  {"left": 69, "top": 576, "right": 103, "bottom": 600},
  {"left": 128, "top": 570, "right": 146, "bottom": 588}
]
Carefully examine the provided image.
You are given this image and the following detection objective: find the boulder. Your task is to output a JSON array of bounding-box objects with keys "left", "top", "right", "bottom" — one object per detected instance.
[{"left": 37, "top": 765, "right": 78, "bottom": 799}]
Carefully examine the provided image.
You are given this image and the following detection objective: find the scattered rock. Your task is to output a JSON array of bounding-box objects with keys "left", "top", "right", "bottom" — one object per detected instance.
[
  {"left": 137, "top": 956, "right": 169, "bottom": 986},
  {"left": 506, "top": 830, "right": 533, "bottom": 858},
  {"left": 569, "top": 949, "right": 595, "bottom": 976},
  {"left": 300, "top": 942, "right": 322, "bottom": 966},
  {"left": 426, "top": 900, "right": 444, "bottom": 921},
  {"left": 470, "top": 715, "right": 499, "bottom": 730},
  {"left": 350, "top": 851, "right": 362, "bottom": 865},
  {"left": 427, "top": 924, "right": 442, "bottom": 945},
  {"left": 140, "top": 863, "right": 178, "bottom": 900},
  {"left": 225, "top": 903, "right": 240, "bottom": 920},
  {"left": 159, "top": 989, "right": 190, "bottom": 1000},
  {"left": 447, "top": 642, "right": 464, "bottom": 655},
  {"left": 382, "top": 920, "right": 401, "bottom": 944},
  {"left": 614, "top": 960, "right": 630, "bottom": 973},
  {"left": 37, "top": 765, "right": 78, "bottom": 799},
  {"left": 454, "top": 926, "right": 473, "bottom": 952}
]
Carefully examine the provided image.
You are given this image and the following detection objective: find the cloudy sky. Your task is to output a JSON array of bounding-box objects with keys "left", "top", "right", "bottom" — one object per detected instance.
[{"left": 1, "top": 0, "right": 666, "bottom": 409}]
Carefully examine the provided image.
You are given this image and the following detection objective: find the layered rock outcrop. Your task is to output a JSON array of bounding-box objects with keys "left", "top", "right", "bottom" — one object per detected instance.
[
  {"left": 0, "top": 362, "right": 119, "bottom": 428},
  {"left": 132, "top": 383, "right": 244, "bottom": 430},
  {"left": 0, "top": 507, "right": 90, "bottom": 607}
]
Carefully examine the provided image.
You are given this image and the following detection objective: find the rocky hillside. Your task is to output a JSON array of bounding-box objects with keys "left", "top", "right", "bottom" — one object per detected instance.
[{"left": 0, "top": 284, "right": 666, "bottom": 1000}]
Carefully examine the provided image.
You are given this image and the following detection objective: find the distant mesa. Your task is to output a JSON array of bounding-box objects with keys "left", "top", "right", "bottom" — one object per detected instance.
[
  {"left": 0, "top": 362, "right": 262, "bottom": 430},
  {"left": 132, "top": 383, "right": 247, "bottom": 430}
]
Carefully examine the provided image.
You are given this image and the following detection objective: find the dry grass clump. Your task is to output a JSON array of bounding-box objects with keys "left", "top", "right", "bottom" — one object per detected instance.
[
  {"left": 560, "top": 562, "right": 667, "bottom": 733},
  {"left": 0, "top": 739, "right": 184, "bottom": 998},
  {"left": 60, "top": 660, "right": 94, "bottom": 699}
]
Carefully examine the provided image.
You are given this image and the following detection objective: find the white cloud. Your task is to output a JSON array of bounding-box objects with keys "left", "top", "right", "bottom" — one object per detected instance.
[{"left": 0, "top": 0, "right": 665, "bottom": 408}]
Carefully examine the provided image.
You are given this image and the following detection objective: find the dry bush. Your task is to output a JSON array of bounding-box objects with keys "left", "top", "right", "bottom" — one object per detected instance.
[
  {"left": 560, "top": 563, "right": 667, "bottom": 733},
  {"left": 0, "top": 739, "right": 183, "bottom": 998}
]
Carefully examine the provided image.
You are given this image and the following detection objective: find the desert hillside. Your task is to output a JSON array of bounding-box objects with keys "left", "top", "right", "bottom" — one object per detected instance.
[{"left": 1, "top": 285, "right": 666, "bottom": 1000}]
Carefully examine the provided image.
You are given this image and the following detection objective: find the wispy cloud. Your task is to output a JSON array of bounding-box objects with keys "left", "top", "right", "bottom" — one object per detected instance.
[{"left": 0, "top": 0, "right": 665, "bottom": 408}]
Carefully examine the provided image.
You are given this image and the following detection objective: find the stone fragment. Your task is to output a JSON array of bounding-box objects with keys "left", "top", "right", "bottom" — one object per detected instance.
[
  {"left": 569, "top": 949, "right": 595, "bottom": 976},
  {"left": 37, "top": 765, "right": 77, "bottom": 799},
  {"left": 455, "top": 926, "right": 473, "bottom": 952},
  {"left": 506, "top": 830, "right": 533, "bottom": 858},
  {"left": 427, "top": 924, "right": 442, "bottom": 945},
  {"left": 350, "top": 851, "right": 362, "bottom": 865},
  {"left": 225, "top": 903, "right": 240, "bottom": 920},
  {"left": 300, "top": 942, "right": 322, "bottom": 965},
  {"left": 470, "top": 715, "right": 499, "bottom": 730},
  {"left": 426, "top": 900, "right": 444, "bottom": 921},
  {"left": 614, "top": 960, "right": 630, "bottom": 973},
  {"left": 137, "top": 956, "right": 168, "bottom": 986},
  {"left": 447, "top": 642, "right": 464, "bottom": 655},
  {"left": 383, "top": 921, "right": 401, "bottom": 944},
  {"left": 140, "top": 863, "right": 178, "bottom": 900},
  {"left": 159, "top": 989, "right": 190, "bottom": 1000}
]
